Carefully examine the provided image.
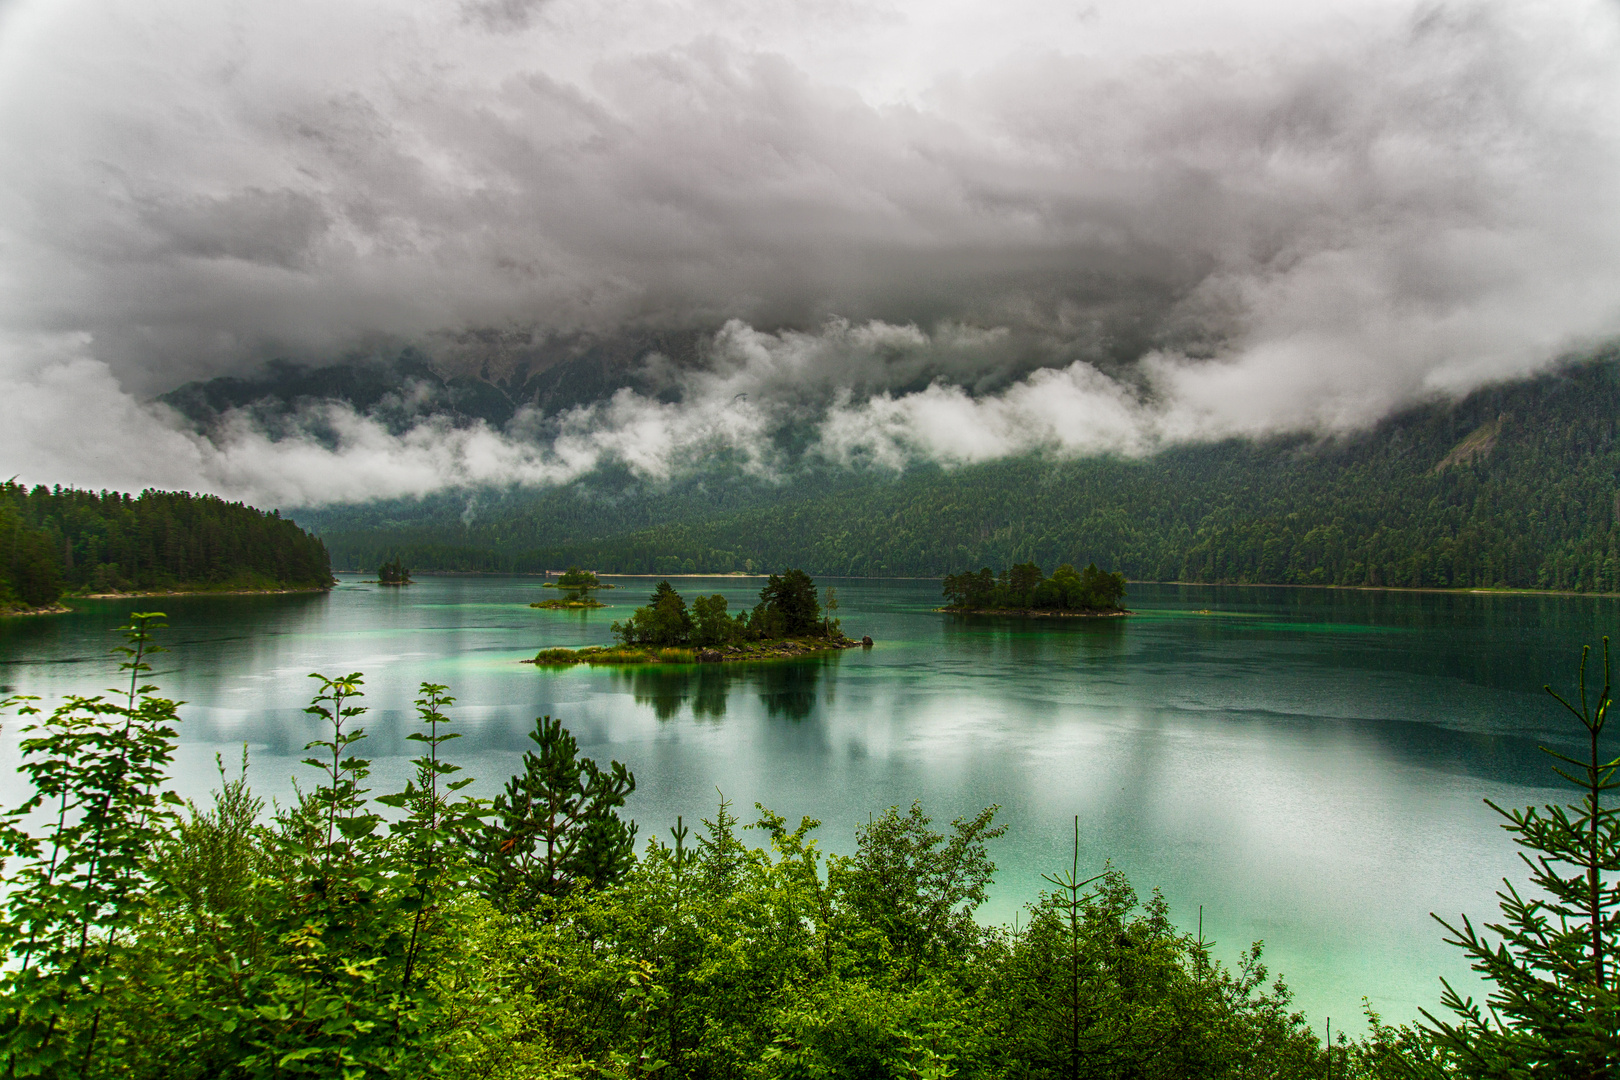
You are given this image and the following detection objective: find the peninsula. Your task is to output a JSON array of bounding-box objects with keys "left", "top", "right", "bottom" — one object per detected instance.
[{"left": 0, "top": 481, "right": 333, "bottom": 615}]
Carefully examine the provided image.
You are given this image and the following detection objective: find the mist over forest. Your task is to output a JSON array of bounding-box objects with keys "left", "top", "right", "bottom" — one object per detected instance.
[{"left": 3, "top": 0, "right": 1620, "bottom": 512}]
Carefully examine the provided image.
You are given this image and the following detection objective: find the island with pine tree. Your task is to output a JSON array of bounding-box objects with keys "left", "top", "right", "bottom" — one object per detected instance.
[
  {"left": 941, "top": 561, "right": 1129, "bottom": 616},
  {"left": 531, "top": 566, "right": 610, "bottom": 609},
  {"left": 527, "top": 570, "right": 868, "bottom": 665}
]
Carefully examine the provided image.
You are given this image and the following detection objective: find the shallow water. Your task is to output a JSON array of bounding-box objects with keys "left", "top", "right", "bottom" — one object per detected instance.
[{"left": 2, "top": 574, "right": 1614, "bottom": 1031}]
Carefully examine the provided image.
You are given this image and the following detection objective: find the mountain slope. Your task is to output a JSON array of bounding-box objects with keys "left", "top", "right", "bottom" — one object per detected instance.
[{"left": 296, "top": 353, "right": 1620, "bottom": 592}]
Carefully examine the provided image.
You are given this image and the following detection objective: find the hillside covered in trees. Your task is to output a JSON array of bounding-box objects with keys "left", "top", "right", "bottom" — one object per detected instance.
[
  {"left": 301, "top": 354, "right": 1620, "bottom": 592},
  {"left": 0, "top": 482, "right": 333, "bottom": 611}
]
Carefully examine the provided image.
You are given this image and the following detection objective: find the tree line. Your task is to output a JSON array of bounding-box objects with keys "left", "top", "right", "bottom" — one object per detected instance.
[
  {"left": 0, "top": 616, "right": 1611, "bottom": 1077},
  {"left": 0, "top": 482, "right": 332, "bottom": 611},
  {"left": 309, "top": 354, "right": 1620, "bottom": 592}
]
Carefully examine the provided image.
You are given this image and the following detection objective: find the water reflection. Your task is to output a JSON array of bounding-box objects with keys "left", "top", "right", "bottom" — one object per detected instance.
[
  {"left": 609, "top": 654, "right": 838, "bottom": 721},
  {"left": 6, "top": 574, "right": 1620, "bottom": 1030}
]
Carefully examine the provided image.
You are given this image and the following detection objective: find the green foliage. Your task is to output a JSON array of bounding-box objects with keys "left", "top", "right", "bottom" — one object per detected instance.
[
  {"left": 690, "top": 593, "right": 740, "bottom": 647},
  {"left": 755, "top": 570, "right": 822, "bottom": 636},
  {"left": 474, "top": 716, "right": 638, "bottom": 912},
  {"left": 943, "top": 562, "right": 1126, "bottom": 612},
  {"left": 0, "top": 481, "right": 332, "bottom": 610},
  {"left": 376, "top": 557, "right": 411, "bottom": 585},
  {"left": 611, "top": 580, "right": 696, "bottom": 647},
  {"left": 0, "top": 613, "right": 180, "bottom": 1076},
  {"left": 554, "top": 567, "right": 601, "bottom": 589},
  {"left": 831, "top": 802, "right": 1007, "bottom": 983},
  {"left": 613, "top": 571, "right": 836, "bottom": 648},
  {"left": 1421, "top": 639, "right": 1620, "bottom": 1077}
]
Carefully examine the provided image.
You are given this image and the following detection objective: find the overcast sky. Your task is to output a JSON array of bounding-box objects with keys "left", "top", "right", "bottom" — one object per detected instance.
[{"left": 1, "top": 0, "right": 1617, "bottom": 505}]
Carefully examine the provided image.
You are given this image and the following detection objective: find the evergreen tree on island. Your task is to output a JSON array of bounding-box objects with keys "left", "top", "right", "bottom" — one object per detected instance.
[
  {"left": 943, "top": 561, "right": 1126, "bottom": 612},
  {"left": 553, "top": 566, "right": 602, "bottom": 589},
  {"left": 378, "top": 557, "right": 413, "bottom": 585},
  {"left": 610, "top": 569, "right": 836, "bottom": 648}
]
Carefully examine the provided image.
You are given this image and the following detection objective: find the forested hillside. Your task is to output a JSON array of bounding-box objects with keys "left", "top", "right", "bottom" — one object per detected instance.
[
  {"left": 0, "top": 483, "right": 333, "bottom": 611},
  {"left": 308, "top": 354, "right": 1620, "bottom": 592}
]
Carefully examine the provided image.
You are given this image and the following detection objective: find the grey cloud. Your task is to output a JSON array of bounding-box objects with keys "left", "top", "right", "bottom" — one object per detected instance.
[
  {"left": 464, "top": 0, "right": 550, "bottom": 32},
  {"left": 0, "top": 0, "right": 1617, "bottom": 500},
  {"left": 137, "top": 188, "right": 331, "bottom": 269}
]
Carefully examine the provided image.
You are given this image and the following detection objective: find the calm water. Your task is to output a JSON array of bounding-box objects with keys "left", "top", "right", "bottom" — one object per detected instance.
[{"left": 2, "top": 575, "right": 1615, "bottom": 1030}]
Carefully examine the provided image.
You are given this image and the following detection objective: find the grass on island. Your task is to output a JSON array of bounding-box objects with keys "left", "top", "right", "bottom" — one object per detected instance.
[
  {"left": 530, "top": 597, "right": 608, "bottom": 610},
  {"left": 531, "top": 645, "right": 695, "bottom": 665},
  {"left": 530, "top": 636, "right": 855, "bottom": 666}
]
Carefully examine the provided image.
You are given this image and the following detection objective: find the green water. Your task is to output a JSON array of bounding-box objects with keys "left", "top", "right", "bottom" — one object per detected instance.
[{"left": 1, "top": 574, "right": 1613, "bottom": 1031}]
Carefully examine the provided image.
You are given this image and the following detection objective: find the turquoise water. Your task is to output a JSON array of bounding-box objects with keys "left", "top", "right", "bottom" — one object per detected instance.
[{"left": 2, "top": 574, "right": 1614, "bottom": 1031}]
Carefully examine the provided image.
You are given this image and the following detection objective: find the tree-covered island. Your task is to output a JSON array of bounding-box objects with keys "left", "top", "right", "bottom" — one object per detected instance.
[
  {"left": 529, "top": 569, "right": 862, "bottom": 665},
  {"left": 943, "top": 561, "right": 1128, "bottom": 615},
  {"left": 375, "top": 557, "right": 413, "bottom": 585},
  {"left": 532, "top": 566, "right": 613, "bottom": 609},
  {"left": 541, "top": 566, "right": 617, "bottom": 589}
]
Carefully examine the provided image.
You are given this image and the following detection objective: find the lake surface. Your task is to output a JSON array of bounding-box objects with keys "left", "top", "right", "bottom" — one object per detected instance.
[{"left": 2, "top": 574, "right": 1615, "bottom": 1031}]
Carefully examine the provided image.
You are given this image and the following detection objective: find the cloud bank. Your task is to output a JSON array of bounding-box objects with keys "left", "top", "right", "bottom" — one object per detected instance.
[{"left": 1, "top": 0, "right": 1618, "bottom": 504}]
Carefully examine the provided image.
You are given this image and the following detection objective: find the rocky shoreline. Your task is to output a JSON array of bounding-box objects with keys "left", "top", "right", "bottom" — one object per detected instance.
[{"left": 0, "top": 603, "right": 73, "bottom": 618}]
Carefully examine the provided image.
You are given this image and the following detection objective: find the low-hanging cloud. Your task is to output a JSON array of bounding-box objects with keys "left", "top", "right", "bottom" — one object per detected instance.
[{"left": 1, "top": 0, "right": 1618, "bottom": 505}]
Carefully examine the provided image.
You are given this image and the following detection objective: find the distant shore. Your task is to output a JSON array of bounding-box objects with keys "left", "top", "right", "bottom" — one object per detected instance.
[
  {"left": 936, "top": 607, "right": 1129, "bottom": 618},
  {"left": 1135, "top": 580, "right": 1620, "bottom": 600},
  {"left": 333, "top": 569, "right": 1620, "bottom": 599},
  {"left": 78, "top": 585, "right": 332, "bottom": 600}
]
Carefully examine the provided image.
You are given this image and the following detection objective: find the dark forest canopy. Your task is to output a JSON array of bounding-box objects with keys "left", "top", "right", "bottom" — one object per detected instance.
[
  {"left": 0, "top": 481, "right": 332, "bottom": 611},
  {"left": 944, "top": 562, "right": 1127, "bottom": 612},
  {"left": 303, "top": 353, "right": 1620, "bottom": 593}
]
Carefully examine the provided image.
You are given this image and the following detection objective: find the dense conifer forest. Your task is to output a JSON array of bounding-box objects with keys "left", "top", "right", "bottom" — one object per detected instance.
[
  {"left": 306, "top": 354, "right": 1620, "bottom": 592},
  {"left": 0, "top": 482, "right": 333, "bottom": 611}
]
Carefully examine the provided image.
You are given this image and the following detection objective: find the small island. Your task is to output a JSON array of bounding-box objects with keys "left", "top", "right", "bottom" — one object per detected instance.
[
  {"left": 941, "top": 561, "right": 1129, "bottom": 616},
  {"left": 375, "top": 557, "right": 413, "bottom": 586},
  {"left": 527, "top": 570, "right": 869, "bottom": 665},
  {"left": 540, "top": 566, "right": 617, "bottom": 589},
  {"left": 531, "top": 566, "right": 611, "bottom": 609}
]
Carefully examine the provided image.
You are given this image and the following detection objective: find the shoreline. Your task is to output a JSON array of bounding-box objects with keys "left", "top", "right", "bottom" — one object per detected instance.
[
  {"left": 77, "top": 585, "right": 332, "bottom": 600},
  {"left": 1, "top": 585, "right": 332, "bottom": 618},
  {"left": 0, "top": 603, "right": 73, "bottom": 618},
  {"left": 1133, "top": 580, "right": 1620, "bottom": 599},
  {"left": 937, "top": 607, "right": 1129, "bottom": 618},
  {"left": 526, "top": 636, "right": 869, "bottom": 667}
]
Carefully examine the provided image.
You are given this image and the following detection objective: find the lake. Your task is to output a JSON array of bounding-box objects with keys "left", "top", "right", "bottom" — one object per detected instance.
[{"left": 1, "top": 574, "right": 1612, "bottom": 1032}]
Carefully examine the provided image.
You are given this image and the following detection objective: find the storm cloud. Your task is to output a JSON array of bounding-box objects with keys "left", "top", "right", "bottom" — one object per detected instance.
[{"left": 1, "top": 0, "right": 1617, "bottom": 503}]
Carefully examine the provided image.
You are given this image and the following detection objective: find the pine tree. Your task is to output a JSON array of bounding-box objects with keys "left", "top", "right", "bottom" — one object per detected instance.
[
  {"left": 476, "top": 716, "right": 637, "bottom": 911},
  {"left": 1423, "top": 638, "right": 1620, "bottom": 1076}
]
